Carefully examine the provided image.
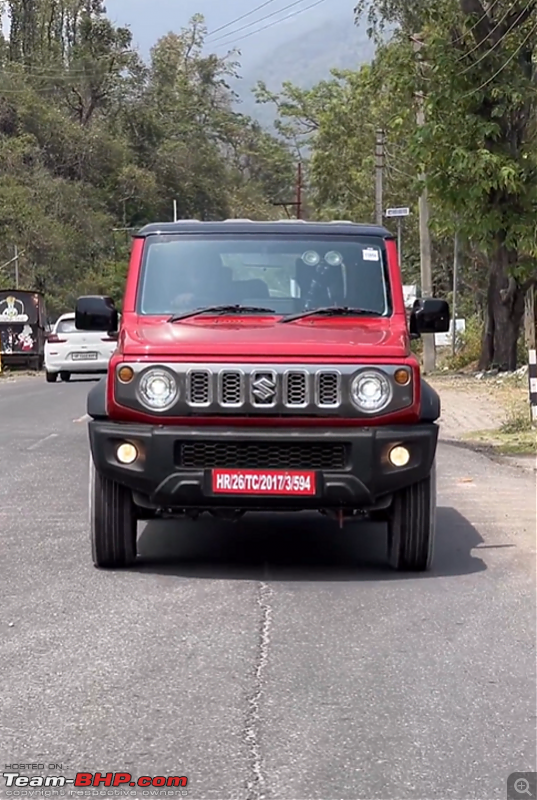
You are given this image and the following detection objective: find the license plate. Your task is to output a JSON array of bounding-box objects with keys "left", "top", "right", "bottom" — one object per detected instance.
[
  {"left": 212, "top": 469, "right": 316, "bottom": 495},
  {"left": 72, "top": 352, "right": 98, "bottom": 360}
]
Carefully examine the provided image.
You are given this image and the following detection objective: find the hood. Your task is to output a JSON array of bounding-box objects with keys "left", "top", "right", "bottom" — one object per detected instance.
[{"left": 121, "top": 315, "right": 410, "bottom": 360}]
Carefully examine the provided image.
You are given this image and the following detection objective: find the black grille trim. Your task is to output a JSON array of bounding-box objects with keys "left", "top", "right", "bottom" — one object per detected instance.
[{"left": 176, "top": 440, "right": 349, "bottom": 470}]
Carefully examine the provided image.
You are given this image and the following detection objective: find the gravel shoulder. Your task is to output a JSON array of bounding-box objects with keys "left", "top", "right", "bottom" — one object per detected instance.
[{"left": 428, "top": 372, "right": 535, "bottom": 473}]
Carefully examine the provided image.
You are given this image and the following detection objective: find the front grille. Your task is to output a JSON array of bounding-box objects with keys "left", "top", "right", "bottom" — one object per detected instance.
[
  {"left": 316, "top": 372, "right": 340, "bottom": 406},
  {"left": 284, "top": 371, "right": 308, "bottom": 406},
  {"left": 176, "top": 441, "right": 348, "bottom": 470},
  {"left": 220, "top": 371, "right": 242, "bottom": 405},
  {"left": 183, "top": 365, "right": 343, "bottom": 412},
  {"left": 188, "top": 370, "right": 210, "bottom": 405}
]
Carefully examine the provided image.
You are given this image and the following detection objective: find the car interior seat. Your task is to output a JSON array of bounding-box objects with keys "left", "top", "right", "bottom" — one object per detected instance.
[{"left": 234, "top": 278, "right": 270, "bottom": 300}]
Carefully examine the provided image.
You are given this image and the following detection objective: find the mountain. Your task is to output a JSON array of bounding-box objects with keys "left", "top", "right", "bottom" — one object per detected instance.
[
  {"left": 232, "top": 16, "right": 376, "bottom": 126},
  {"left": 105, "top": 0, "right": 376, "bottom": 127}
]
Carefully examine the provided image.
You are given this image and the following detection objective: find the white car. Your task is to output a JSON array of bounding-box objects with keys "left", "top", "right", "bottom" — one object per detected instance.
[{"left": 45, "top": 312, "right": 118, "bottom": 382}]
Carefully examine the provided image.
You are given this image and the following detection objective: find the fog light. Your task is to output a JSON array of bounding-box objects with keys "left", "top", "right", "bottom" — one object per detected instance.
[
  {"left": 389, "top": 445, "right": 410, "bottom": 466},
  {"left": 394, "top": 368, "right": 410, "bottom": 385},
  {"left": 118, "top": 366, "right": 134, "bottom": 383},
  {"left": 117, "top": 443, "right": 137, "bottom": 464}
]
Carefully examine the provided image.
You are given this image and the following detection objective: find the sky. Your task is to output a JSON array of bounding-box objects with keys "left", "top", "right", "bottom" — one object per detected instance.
[{"left": 104, "top": 0, "right": 357, "bottom": 65}]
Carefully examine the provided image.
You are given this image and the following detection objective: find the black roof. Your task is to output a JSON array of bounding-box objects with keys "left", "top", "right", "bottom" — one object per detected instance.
[{"left": 135, "top": 219, "right": 394, "bottom": 238}]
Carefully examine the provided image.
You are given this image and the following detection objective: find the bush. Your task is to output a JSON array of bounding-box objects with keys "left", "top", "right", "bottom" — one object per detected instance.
[{"left": 446, "top": 315, "right": 483, "bottom": 371}]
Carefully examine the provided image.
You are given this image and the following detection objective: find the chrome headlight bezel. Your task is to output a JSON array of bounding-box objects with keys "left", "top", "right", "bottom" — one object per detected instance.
[
  {"left": 350, "top": 370, "right": 393, "bottom": 414},
  {"left": 136, "top": 367, "right": 179, "bottom": 412}
]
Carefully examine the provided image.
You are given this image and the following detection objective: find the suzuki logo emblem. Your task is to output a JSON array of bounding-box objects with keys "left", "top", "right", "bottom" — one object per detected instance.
[{"left": 252, "top": 374, "right": 276, "bottom": 401}]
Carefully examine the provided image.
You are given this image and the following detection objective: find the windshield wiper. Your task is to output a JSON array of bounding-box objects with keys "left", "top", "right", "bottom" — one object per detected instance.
[
  {"left": 280, "top": 306, "right": 384, "bottom": 323},
  {"left": 168, "top": 304, "right": 275, "bottom": 322}
]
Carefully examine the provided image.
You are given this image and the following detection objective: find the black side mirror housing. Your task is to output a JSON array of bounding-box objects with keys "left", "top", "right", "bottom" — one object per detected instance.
[
  {"left": 75, "top": 295, "right": 118, "bottom": 334},
  {"left": 410, "top": 298, "right": 450, "bottom": 336}
]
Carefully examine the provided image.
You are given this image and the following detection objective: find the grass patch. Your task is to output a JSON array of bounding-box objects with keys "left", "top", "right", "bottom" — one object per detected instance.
[{"left": 462, "top": 427, "right": 536, "bottom": 455}]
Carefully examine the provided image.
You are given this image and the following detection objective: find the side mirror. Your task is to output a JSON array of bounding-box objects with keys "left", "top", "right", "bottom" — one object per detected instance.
[
  {"left": 75, "top": 295, "right": 118, "bottom": 333},
  {"left": 410, "top": 298, "right": 450, "bottom": 336}
]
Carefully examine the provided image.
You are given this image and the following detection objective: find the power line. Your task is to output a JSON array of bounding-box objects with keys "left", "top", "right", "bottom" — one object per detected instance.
[
  {"left": 461, "top": 17, "right": 537, "bottom": 98},
  {"left": 206, "top": 0, "right": 279, "bottom": 38},
  {"left": 458, "top": 0, "right": 534, "bottom": 70},
  {"left": 208, "top": 0, "right": 315, "bottom": 44},
  {"left": 455, "top": 0, "right": 531, "bottom": 61},
  {"left": 451, "top": 0, "right": 502, "bottom": 44},
  {"left": 213, "top": 0, "right": 327, "bottom": 49}
]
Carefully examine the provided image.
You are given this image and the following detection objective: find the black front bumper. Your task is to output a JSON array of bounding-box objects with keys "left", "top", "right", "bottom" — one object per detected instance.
[{"left": 89, "top": 421, "right": 438, "bottom": 511}]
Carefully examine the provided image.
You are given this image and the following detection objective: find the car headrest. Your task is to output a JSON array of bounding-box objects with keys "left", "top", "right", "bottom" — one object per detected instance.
[{"left": 236, "top": 278, "right": 270, "bottom": 299}]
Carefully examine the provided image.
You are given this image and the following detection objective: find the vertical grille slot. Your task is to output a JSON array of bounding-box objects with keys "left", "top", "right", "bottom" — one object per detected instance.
[
  {"left": 316, "top": 371, "right": 341, "bottom": 407},
  {"left": 219, "top": 370, "right": 244, "bottom": 406},
  {"left": 187, "top": 370, "right": 211, "bottom": 405},
  {"left": 284, "top": 371, "right": 308, "bottom": 407}
]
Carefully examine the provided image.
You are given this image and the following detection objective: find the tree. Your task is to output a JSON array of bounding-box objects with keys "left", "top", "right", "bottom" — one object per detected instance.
[
  {"left": 0, "top": 11, "right": 295, "bottom": 315},
  {"left": 354, "top": 0, "right": 537, "bottom": 370}
]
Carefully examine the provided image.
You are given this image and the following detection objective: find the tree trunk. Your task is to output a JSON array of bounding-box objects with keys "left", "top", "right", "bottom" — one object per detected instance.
[{"left": 478, "top": 242, "right": 525, "bottom": 371}]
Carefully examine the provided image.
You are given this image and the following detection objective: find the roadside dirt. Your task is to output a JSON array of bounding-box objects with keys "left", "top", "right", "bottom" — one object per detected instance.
[{"left": 428, "top": 372, "right": 535, "bottom": 472}]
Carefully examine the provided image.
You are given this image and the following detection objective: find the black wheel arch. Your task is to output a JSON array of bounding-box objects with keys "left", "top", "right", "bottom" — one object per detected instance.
[
  {"left": 87, "top": 376, "right": 108, "bottom": 419},
  {"left": 420, "top": 377, "right": 440, "bottom": 422}
]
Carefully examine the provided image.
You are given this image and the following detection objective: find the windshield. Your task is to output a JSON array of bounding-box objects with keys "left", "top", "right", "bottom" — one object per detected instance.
[{"left": 137, "top": 234, "right": 391, "bottom": 317}]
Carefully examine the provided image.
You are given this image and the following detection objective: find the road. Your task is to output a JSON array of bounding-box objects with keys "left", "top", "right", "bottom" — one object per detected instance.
[{"left": 0, "top": 374, "right": 535, "bottom": 800}]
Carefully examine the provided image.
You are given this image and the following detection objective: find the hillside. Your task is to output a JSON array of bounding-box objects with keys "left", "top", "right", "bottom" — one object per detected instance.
[
  {"left": 233, "top": 16, "right": 376, "bottom": 126},
  {"left": 105, "top": 0, "right": 376, "bottom": 127}
]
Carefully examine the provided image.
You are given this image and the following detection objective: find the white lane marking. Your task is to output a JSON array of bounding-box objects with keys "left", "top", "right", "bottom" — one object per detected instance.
[
  {"left": 73, "top": 414, "right": 90, "bottom": 422},
  {"left": 27, "top": 433, "right": 58, "bottom": 450}
]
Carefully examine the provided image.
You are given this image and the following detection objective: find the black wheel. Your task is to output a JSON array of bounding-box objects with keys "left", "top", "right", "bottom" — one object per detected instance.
[
  {"left": 387, "top": 460, "right": 436, "bottom": 572},
  {"left": 45, "top": 370, "right": 58, "bottom": 383},
  {"left": 60, "top": 371, "right": 70, "bottom": 381},
  {"left": 89, "top": 457, "right": 138, "bottom": 568}
]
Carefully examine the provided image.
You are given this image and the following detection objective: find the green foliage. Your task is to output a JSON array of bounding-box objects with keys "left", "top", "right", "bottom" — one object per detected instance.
[
  {"left": 445, "top": 314, "right": 483, "bottom": 371},
  {"left": 259, "top": 0, "right": 537, "bottom": 368},
  {"left": 0, "top": 7, "right": 295, "bottom": 318}
]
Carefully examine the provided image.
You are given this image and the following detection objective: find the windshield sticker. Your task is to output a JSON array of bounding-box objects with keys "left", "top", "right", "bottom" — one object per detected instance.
[
  {"left": 0, "top": 295, "right": 28, "bottom": 322},
  {"left": 362, "top": 248, "right": 380, "bottom": 261}
]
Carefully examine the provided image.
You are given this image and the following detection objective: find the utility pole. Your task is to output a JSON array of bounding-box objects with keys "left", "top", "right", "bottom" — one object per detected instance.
[
  {"left": 452, "top": 230, "right": 459, "bottom": 356},
  {"left": 173, "top": 199, "right": 178, "bottom": 222},
  {"left": 375, "top": 129, "right": 384, "bottom": 226},
  {"left": 14, "top": 245, "right": 19, "bottom": 289},
  {"left": 296, "top": 161, "right": 302, "bottom": 219},
  {"left": 271, "top": 161, "right": 303, "bottom": 219},
  {"left": 412, "top": 34, "right": 435, "bottom": 373}
]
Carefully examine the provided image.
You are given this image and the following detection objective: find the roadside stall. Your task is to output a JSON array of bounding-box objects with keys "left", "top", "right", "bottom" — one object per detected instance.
[{"left": 0, "top": 290, "right": 48, "bottom": 370}]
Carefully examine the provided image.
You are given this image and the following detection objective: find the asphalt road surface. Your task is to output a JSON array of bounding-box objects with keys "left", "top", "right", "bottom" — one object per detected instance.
[{"left": 1, "top": 375, "right": 535, "bottom": 800}]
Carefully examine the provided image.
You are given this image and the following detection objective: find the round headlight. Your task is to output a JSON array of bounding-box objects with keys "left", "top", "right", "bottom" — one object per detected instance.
[
  {"left": 350, "top": 371, "right": 392, "bottom": 413},
  {"left": 137, "top": 368, "right": 178, "bottom": 411},
  {"left": 325, "top": 250, "right": 343, "bottom": 266},
  {"left": 302, "top": 250, "right": 320, "bottom": 266}
]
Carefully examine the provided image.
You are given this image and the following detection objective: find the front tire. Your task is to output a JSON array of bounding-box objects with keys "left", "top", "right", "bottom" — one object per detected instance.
[
  {"left": 89, "top": 458, "right": 138, "bottom": 568},
  {"left": 387, "top": 460, "right": 437, "bottom": 572}
]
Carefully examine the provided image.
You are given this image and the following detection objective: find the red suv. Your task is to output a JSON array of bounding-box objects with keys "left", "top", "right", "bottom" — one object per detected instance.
[{"left": 76, "top": 220, "right": 449, "bottom": 571}]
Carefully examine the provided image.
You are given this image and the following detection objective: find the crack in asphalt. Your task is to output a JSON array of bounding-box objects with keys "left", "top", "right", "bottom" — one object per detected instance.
[{"left": 244, "top": 581, "right": 273, "bottom": 800}]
